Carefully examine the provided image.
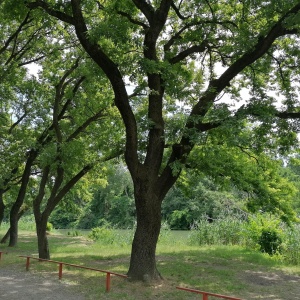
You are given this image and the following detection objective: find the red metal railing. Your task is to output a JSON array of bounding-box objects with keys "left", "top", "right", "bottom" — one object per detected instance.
[
  {"left": 1, "top": 253, "right": 245, "bottom": 298},
  {"left": 19, "top": 255, "right": 127, "bottom": 292},
  {"left": 176, "top": 286, "right": 243, "bottom": 300}
]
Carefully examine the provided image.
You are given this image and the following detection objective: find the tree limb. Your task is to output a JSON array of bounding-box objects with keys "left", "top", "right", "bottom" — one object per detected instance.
[
  {"left": 169, "top": 42, "right": 208, "bottom": 64},
  {"left": 171, "top": 1, "right": 191, "bottom": 20},
  {"left": 26, "top": 1, "right": 75, "bottom": 25},
  {"left": 117, "top": 10, "right": 148, "bottom": 30}
]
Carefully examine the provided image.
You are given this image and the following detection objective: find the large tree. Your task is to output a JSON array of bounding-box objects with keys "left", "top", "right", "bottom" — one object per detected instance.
[
  {"left": 23, "top": 0, "right": 300, "bottom": 280},
  {"left": 31, "top": 55, "right": 122, "bottom": 259}
]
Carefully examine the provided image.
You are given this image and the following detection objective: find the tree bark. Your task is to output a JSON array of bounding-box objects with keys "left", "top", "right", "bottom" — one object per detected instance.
[
  {"left": 8, "top": 214, "right": 18, "bottom": 247},
  {"left": 127, "top": 182, "right": 163, "bottom": 281},
  {"left": 0, "top": 191, "right": 5, "bottom": 226},
  {"left": 8, "top": 150, "right": 37, "bottom": 247},
  {"left": 35, "top": 216, "right": 50, "bottom": 259},
  {"left": 1, "top": 208, "right": 27, "bottom": 244},
  {"left": 0, "top": 228, "right": 10, "bottom": 244}
]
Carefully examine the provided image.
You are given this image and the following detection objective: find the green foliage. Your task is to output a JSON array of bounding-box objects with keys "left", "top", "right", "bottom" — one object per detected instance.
[
  {"left": 75, "top": 164, "right": 135, "bottom": 229},
  {"left": 88, "top": 226, "right": 115, "bottom": 243},
  {"left": 283, "top": 224, "right": 300, "bottom": 265},
  {"left": 3, "top": 1, "right": 300, "bottom": 279},
  {"left": 188, "top": 140, "right": 297, "bottom": 223},
  {"left": 169, "top": 210, "right": 191, "bottom": 230},
  {"left": 163, "top": 172, "right": 248, "bottom": 230},
  {"left": 243, "top": 213, "right": 284, "bottom": 253},
  {"left": 88, "top": 226, "right": 134, "bottom": 246},
  {"left": 46, "top": 222, "right": 53, "bottom": 232},
  {"left": 258, "top": 229, "right": 282, "bottom": 255},
  {"left": 15, "top": 215, "right": 36, "bottom": 231},
  {"left": 188, "top": 216, "right": 245, "bottom": 246},
  {"left": 187, "top": 212, "right": 300, "bottom": 262},
  {"left": 50, "top": 206, "right": 80, "bottom": 229}
]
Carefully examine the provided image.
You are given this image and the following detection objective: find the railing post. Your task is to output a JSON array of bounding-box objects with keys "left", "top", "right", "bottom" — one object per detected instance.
[
  {"left": 58, "top": 263, "right": 63, "bottom": 279},
  {"left": 203, "top": 293, "right": 209, "bottom": 300},
  {"left": 106, "top": 272, "right": 111, "bottom": 292},
  {"left": 0, "top": 252, "right": 2, "bottom": 260},
  {"left": 26, "top": 257, "right": 30, "bottom": 271}
]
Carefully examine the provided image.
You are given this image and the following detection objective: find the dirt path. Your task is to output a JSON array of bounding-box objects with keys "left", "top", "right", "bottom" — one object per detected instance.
[
  {"left": 1, "top": 262, "right": 300, "bottom": 299},
  {"left": 0, "top": 267, "right": 86, "bottom": 300}
]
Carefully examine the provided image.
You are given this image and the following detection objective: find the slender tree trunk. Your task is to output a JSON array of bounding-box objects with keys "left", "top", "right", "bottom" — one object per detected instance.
[
  {"left": 2, "top": 208, "right": 27, "bottom": 245},
  {"left": 0, "top": 191, "right": 5, "bottom": 226},
  {"left": 0, "top": 228, "right": 10, "bottom": 244},
  {"left": 8, "top": 150, "right": 37, "bottom": 246},
  {"left": 127, "top": 189, "right": 163, "bottom": 281},
  {"left": 8, "top": 214, "right": 18, "bottom": 247}
]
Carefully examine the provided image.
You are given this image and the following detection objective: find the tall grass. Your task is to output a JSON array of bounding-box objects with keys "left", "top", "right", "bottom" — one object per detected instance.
[
  {"left": 1, "top": 215, "right": 36, "bottom": 231},
  {"left": 1, "top": 220, "right": 300, "bottom": 299},
  {"left": 283, "top": 224, "right": 300, "bottom": 264},
  {"left": 2, "top": 212, "right": 300, "bottom": 265},
  {"left": 188, "top": 214, "right": 300, "bottom": 265},
  {"left": 188, "top": 217, "right": 244, "bottom": 246}
]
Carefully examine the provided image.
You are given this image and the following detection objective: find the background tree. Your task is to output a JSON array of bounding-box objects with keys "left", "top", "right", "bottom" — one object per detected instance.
[
  {"left": 31, "top": 55, "right": 124, "bottom": 258},
  {"left": 20, "top": 0, "right": 300, "bottom": 281},
  {"left": 0, "top": 0, "right": 74, "bottom": 244},
  {"left": 75, "top": 162, "right": 135, "bottom": 229}
]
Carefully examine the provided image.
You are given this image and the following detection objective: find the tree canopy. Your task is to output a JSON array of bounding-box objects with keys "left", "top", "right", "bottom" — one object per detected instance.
[{"left": 2, "top": 0, "right": 300, "bottom": 281}]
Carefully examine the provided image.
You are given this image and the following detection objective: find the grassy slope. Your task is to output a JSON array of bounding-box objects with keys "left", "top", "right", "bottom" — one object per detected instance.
[{"left": 0, "top": 230, "right": 300, "bottom": 300}]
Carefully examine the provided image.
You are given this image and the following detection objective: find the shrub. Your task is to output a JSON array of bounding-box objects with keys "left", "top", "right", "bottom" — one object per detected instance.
[
  {"left": 169, "top": 210, "right": 191, "bottom": 230},
  {"left": 258, "top": 229, "right": 282, "bottom": 255},
  {"left": 88, "top": 226, "right": 115, "bottom": 243},
  {"left": 46, "top": 222, "right": 53, "bottom": 232},
  {"left": 243, "top": 213, "right": 284, "bottom": 255}
]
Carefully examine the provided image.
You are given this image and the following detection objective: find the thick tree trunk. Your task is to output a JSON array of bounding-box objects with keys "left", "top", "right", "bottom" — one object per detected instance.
[
  {"left": 36, "top": 217, "right": 50, "bottom": 259},
  {"left": 127, "top": 190, "right": 163, "bottom": 281}
]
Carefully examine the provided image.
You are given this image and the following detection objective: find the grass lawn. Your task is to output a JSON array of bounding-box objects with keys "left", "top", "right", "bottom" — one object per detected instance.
[{"left": 1, "top": 229, "right": 300, "bottom": 299}]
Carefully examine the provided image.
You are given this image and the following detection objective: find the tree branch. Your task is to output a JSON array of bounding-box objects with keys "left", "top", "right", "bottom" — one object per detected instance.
[
  {"left": 0, "top": 11, "right": 32, "bottom": 56},
  {"left": 171, "top": 1, "right": 191, "bottom": 20},
  {"left": 158, "top": 2, "right": 300, "bottom": 195},
  {"left": 169, "top": 41, "right": 208, "bottom": 64},
  {"left": 117, "top": 10, "right": 148, "bottom": 30},
  {"left": 131, "top": 0, "right": 155, "bottom": 25},
  {"left": 66, "top": 108, "right": 106, "bottom": 142},
  {"left": 26, "top": 1, "right": 75, "bottom": 25}
]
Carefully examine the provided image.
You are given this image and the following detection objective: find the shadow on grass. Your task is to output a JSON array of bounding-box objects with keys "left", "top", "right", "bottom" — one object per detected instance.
[{"left": 1, "top": 231, "right": 300, "bottom": 299}]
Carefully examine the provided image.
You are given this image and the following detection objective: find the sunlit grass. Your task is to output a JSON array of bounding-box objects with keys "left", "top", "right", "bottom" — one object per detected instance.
[{"left": 1, "top": 229, "right": 300, "bottom": 299}]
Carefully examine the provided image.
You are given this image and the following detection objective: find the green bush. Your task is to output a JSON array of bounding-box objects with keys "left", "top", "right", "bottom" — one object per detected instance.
[
  {"left": 169, "top": 210, "right": 191, "bottom": 230},
  {"left": 88, "top": 226, "right": 134, "bottom": 246},
  {"left": 88, "top": 226, "right": 115, "bottom": 243},
  {"left": 243, "top": 213, "right": 284, "bottom": 255},
  {"left": 46, "top": 222, "right": 53, "bottom": 232},
  {"left": 258, "top": 229, "right": 282, "bottom": 255},
  {"left": 187, "top": 213, "right": 300, "bottom": 264}
]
